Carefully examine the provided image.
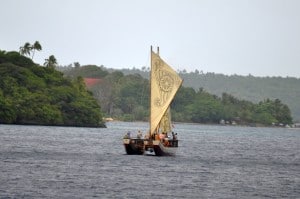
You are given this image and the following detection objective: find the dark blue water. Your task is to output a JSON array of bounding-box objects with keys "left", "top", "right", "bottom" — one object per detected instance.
[{"left": 0, "top": 122, "right": 299, "bottom": 198}]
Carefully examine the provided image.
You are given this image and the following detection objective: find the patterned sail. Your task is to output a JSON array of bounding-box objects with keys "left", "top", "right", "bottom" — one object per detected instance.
[
  {"left": 160, "top": 107, "right": 171, "bottom": 133},
  {"left": 150, "top": 50, "right": 183, "bottom": 135}
]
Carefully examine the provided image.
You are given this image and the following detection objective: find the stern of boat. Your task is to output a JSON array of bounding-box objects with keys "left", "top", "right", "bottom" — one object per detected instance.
[
  {"left": 152, "top": 140, "right": 178, "bottom": 156},
  {"left": 123, "top": 138, "right": 145, "bottom": 155}
]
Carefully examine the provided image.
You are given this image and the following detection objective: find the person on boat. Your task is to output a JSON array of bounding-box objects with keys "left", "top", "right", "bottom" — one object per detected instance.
[
  {"left": 144, "top": 133, "right": 149, "bottom": 139},
  {"left": 137, "top": 130, "right": 142, "bottom": 139},
  {"left": 164, "top": 140, "right": 170, "bottom": 147},
  {"left": 172, "top": 132, "right": 177, "bottom": 140},
  {"left": 163, "top": 133, "right": 170, "bottom": 146},
  {"left": 159, "top": 132, "right": 165, "bottom": 141},
  {"left": 151, "top": 133, "right": 155, "bottom": 140},
  {"left": 124, "top": 131, "right": 131, "bottom": 139},
  {"left": 153, "top": 133, "right": 158, "bottom": 140}
]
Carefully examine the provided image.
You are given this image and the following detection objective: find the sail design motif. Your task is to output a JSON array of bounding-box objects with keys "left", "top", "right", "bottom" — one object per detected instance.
[
  {"left": 150, "top": 51, "right": 183, "bottom": 135},
  {"left": 160, "top": 107, "right": 171, "bottom": 133}
]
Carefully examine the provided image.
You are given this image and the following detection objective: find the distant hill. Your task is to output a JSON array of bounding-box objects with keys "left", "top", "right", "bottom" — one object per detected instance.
[
  {"left": 58, "top": 65, "right": 300, "bottom": 122},
  {"left": 115, "top": 68, "right": 300, "bottom": 122}
]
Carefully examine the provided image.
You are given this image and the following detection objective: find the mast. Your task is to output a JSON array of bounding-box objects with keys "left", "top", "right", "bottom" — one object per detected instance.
[
  {"left": 149, "top": 46, "right": 153, "bottom": 138},
  {"left": 149, "top": 46, "right": 159, "bottom": 137}
]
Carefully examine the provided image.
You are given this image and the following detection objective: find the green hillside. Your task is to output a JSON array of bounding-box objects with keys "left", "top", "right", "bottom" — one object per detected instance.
[
  {"left": 114, "top": 68, "right": 300, "bottom": 122},
  {"left": 181, "top": 73, "right": 300, "bottom": 122},
  {"left": 0, "top": 50, "right": 105, "bottom": 127},
  {"left": 58, "top": 65, "right": 293, "bottom": 126}
]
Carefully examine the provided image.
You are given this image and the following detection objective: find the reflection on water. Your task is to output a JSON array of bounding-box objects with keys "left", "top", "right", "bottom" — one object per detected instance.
[{"left": 0, "top": 122, "right": 299, "bottom": 198}]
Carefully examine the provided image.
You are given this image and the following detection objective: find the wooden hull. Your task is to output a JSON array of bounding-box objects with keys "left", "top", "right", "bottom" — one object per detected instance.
[
  {"left": 152, "top": 140, "right": 178, "bottom": 156},
  {"left": 143, "top": 139, "right": 155, "bottom": 155},
  {"left": 123, "top": 138, "right": 144, "bottom": 155}
]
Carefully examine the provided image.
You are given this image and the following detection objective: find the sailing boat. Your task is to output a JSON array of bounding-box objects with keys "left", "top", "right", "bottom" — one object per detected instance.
[{"left": 123, "top": 46, "right": 183, "bottom": 156}]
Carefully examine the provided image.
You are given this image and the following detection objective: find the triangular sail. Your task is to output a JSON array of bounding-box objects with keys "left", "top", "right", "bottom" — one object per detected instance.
[{"left": 150, "top": 50, "right": 183, "bottom": 136}]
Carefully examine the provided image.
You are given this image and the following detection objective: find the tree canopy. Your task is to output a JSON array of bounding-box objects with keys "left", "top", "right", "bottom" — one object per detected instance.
[
  {"left": 44, "top": 55, "right": 58, "bottom": 68},
  {"left": 106, "top": 68, "right": 300, "bottom": 122},
  {"left": 19, "top": 41, "right": 42, "bottom": 60},
  {"left": 0, "top": 50, "right": 105, "bottom": 127},
  {"left": 62, "top": 65, "right": 293, "bottom": 126}
]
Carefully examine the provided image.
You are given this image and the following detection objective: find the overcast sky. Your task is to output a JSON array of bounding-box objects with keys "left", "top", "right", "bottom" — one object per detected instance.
[{"left": 1, "top": 0, "right": 300, "bottom": 77}]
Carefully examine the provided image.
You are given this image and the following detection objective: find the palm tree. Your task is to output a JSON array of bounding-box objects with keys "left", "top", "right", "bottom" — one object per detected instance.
[
  {"left": 19, "top": 42, "right": 31, "bottom": 57},
  {"left": 44, "top": 55, "right": 58, "bottom": 68},
  {"left": 31, "top": 41, "right": 42, "bottom": 59}
]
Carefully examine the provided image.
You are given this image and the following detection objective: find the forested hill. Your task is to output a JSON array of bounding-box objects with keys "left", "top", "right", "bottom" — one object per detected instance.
[
  {"left": 0, "top": 50, "right": 105, "bottom": 127},
  {"left": 113, "top": 68, "right": 300, "bottom": 122},
  {"left": 59, "top": 65, "right": 294, "bottom": 125}
]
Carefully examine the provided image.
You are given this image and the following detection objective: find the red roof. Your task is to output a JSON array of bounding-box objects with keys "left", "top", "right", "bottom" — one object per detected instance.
[{"left": 84, "top": 78, "right": 102, "bottom": 87}]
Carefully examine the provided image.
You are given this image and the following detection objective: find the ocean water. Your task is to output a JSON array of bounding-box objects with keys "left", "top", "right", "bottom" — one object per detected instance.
[{"left": 0, "top": 122, "right": 299, "bottom": 199}]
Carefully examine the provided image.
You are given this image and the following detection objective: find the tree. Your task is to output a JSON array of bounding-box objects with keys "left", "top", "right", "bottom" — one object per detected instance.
[
  {"left": 19, "top": 41, "right": 42, "bottom": 60},
  {"left": 173, "top": 87, "right": 196, "bottom": 112},
  {"left": 74, "top": 62, "right": 80, "bottom": 68},
  {"left": 187, "top": 91, "right": 223, "bottom": 123},
  {"left": 44, "top": 55, "right": 58, "bottom": 68},
  {"left": 31, "top": 41, "right": 42, "bottom": 59},
  {"left": 19, "top": 42, "right": 31, "bottom": 57}
]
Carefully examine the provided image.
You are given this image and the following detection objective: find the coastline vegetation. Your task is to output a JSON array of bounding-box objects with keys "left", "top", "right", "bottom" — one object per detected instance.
[
  {"left": 62, "top": 65, "right": 293, "bottom": 126},
  {"left": 0, "top": 42, "right": 293, "bottom": 127},
  {"left": 0, "top": 48, "right": 105, "bottom": 127}
]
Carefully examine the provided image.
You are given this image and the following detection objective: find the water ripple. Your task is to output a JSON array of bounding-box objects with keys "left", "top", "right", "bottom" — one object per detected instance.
[{"left": 0, "top": 123, "right": 299, "bottom": 198}]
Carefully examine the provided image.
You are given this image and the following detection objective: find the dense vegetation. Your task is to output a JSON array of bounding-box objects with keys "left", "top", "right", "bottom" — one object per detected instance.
[
  {"left": 112, "top": 68, "right": 300, "bottom": 122},
  {"left": 60, "top": 65, "right": 293, "bottom": 126},
  {"left": 0, "top": 50, "right": 105, "bottom": 127}
]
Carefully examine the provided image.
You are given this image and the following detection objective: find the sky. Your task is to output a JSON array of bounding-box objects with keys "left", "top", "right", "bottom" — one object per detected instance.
[{"left": 1, "top": 0, "right": 300, "bottom": 77}]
